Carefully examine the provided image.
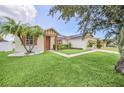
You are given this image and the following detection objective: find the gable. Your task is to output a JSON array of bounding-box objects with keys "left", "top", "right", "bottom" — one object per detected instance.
[{"left": 44, "top": 28, "right": 59, "bottom": 36}]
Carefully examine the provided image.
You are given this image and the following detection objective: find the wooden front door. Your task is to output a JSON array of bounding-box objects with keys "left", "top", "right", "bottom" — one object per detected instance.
[{"left": 46, "top": 36, "right": 50, "bottom": 50}]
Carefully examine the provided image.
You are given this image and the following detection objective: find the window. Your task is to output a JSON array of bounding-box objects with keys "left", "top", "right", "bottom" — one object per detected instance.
[
  {"left": 26, "top": 35, "right": 33, "bottom": 45},
  {"left": 58, "top": 40, "right": 62, "bottom": 44}
]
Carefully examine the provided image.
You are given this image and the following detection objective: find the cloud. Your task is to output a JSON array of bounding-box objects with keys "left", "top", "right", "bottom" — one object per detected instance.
[
  {"left": 0, "top": 5, "right": 37, "bottom": 41},
  {"left": 0, "top": 5, "right": 37, "bottom": 23}
]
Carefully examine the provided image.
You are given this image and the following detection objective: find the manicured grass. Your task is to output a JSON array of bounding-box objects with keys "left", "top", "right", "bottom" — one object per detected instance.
[
  {"left": 58, "top": 49, "right": 86, "bottom": 54},
  {"left": 0, "top": 51, "right": 124, "bottom": 87},
  {"left": 101, "top": 47, "right": 118, "bottom": 52}
]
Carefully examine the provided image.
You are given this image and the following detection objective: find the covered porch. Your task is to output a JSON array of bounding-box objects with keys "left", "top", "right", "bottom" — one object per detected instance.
[{"left": 44, "top": 28, "right": 59, "bottom": 51}]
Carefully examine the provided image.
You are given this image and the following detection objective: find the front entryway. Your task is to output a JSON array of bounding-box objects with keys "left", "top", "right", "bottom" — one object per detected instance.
[
  {"left": 44, "top": 28, "right": 59, "bottom": 51},
  {"left": 46, "top": 36, "right": 50, "bottom": 50}
]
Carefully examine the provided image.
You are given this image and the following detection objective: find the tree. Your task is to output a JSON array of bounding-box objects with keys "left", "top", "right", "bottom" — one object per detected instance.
[
  {"left": 0, "top": 17, "right": 43, "bottom": 53},
  {"left": 97, "top": 39, "right": 102, "bottom": 49},
  {"left": 0, "top": 35, "right": 3, "bottom": 41},
  {"left": 87, "top": 39, "right": 97, "bottom": 48},
  {"left": 49, "top": 5, "right": 124, "bottom": 74},
  {"left": 106, "top": 39, "right": 117, "bottom": 47}
]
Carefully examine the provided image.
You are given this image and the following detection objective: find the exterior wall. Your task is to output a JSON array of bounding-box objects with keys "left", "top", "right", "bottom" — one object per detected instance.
[
  {"left": 50, "top": 36, "right": 55, "bottom": 50},
  {"left": 0, "top": 41, "right": 14, "bottom": 51},
  {"left": 68, "top": 38, "right": 88, "bottom": 49},
  {"left": 62, "top": 39, "right": 68, "bottom": 44},
  {"left": 101, "top": 41, "right": 107, "bottom": 48},
  {"left": 15, "top": 36, "right": 44, "bottom": 53}
]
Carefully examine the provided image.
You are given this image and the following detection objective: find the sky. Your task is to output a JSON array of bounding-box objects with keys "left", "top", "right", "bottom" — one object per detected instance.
[
  {"left": 0, "top": 5, "right": 106, "bottom": 41},
  {"left": 32, "top": 5, "right": 106, "bottom": 38},
  {"left": 32, "top": 5, "right": 80, "bottom": 36}
]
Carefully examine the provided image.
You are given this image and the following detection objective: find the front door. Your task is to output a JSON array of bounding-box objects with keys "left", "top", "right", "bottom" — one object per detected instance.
[{"left": 46, "top": 36, "right": 50, "bottom": 50}]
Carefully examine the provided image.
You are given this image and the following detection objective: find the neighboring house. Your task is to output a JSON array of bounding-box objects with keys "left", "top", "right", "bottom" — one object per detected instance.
[
  {"left": 58, "top": 33, "right": 97, "bottom": 49},
  {"left": 100, "top": 40, "right": 107, "bottom": 48},
  {"left": 15, "top": 28, "right": 59, "bottom": 53},
  {"left": 105, "top": 39, "right": 117, "bottom": 48},
  {"left": 97, "top": 39, "right": 114, "bottom": 48},
  {"left": 0, "top": 38, "right": 14, "bottom": 51}
]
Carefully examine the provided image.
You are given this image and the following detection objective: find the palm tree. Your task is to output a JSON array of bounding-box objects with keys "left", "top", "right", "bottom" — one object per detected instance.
[
  {"left": 0, "top": 17, "right": 43, "bottom": 53},
  {"left": 25, "top": 25, "right": 44, "bottom": 53}
]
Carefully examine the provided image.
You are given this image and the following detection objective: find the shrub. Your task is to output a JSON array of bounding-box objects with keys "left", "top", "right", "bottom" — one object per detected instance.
[
  {"left": 87, "top": 40, "right": 96, "bottom": 47},
  {"left": 68, "top": 42, "right": 71, "bottom": 48},
  {"left": 53, "top": 44, "right": 69, "bottom": 50},
  {"left": 53, "top": 44, "right": 55, "bottom": 50},
  {"left": 97, "top": 40, "right": 102, "bottom": 48},
  {"left": 60, "top": 44, "right": 68, "bottom": 50},
  {"left": 87, "top": 42, "right": 93, "bottom": 47}
]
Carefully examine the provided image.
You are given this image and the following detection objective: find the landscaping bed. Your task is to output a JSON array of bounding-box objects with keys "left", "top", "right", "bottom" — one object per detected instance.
[{"left": 57, "top": 49, "right": 88, "bottom": 55}]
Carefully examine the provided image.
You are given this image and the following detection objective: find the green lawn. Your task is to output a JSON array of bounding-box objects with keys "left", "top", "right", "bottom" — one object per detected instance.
[
  {"left": 58, "top": 49, "right": 86, "bottom": 54},
  {"left": 0, "top": 51, "right": 124, "bottom": 87},
  {"left": 101, "top": 47, "right": 118, "bottom": 52}
]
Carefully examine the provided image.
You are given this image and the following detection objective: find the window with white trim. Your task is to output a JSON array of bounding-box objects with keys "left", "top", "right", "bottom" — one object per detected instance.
[{"left": 26, "top": 35, "right": 33, "bottom": 45}]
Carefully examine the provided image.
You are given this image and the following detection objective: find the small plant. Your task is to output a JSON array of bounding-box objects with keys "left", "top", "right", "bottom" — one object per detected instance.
[
  {"left": 54, "top": 43, "right": 72, "bottom": 50},
  {"left": 87, "top": 42, "right": 93, "bottom": 47},
  {"left": 53, "top": 44, "right": 65, "bottom": 50},
  {"left": 87, "top": 40, "right": 97, "bottom": 47},
  {"left": 97, "top": 40, "right": 102, "bottom": 48},
  {"left": 68, "top": 42, "right": 71, "bottom": 48}
]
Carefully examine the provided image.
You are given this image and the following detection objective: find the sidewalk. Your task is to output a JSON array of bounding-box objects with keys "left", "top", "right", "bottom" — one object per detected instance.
[{"left": 50, "top": 49, "right": 119, "bottom": 58}]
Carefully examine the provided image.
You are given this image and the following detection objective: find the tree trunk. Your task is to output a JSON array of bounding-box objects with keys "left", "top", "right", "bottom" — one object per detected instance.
[
  {"left": 115, "top": 56, "right": 124, "bottom": 74},
  {"left": 29, "top": 44, "right": 35, "bottom": 53},
  {"left": 18, "top": 35, "right": 29, "bottom": 53},
  {"left": 115, "top": 27, "right": 124, "bottom": 74},
  {"left": 18, "top": 35, "right": 37, "bottom": 54},
  {"left": 28, "top": 36, "right": 37, "bottom": 53}
]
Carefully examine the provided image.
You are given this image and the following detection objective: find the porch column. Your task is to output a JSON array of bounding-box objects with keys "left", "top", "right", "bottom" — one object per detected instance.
[
  {"left": 44, "top": 36, "right": 46, "bottom": 52},
  {"left": 55, "top": 36, "right": 58, "bottom": 50}
]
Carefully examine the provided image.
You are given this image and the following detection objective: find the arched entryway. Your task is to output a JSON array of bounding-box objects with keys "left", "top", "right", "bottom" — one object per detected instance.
[{"left": 44, "top": 28, "right": 59, "bottom": 51}]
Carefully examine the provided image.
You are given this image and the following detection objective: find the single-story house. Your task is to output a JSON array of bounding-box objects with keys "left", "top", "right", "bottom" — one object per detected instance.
[
  {"left": 0, "top": 38, "right": 14, "bottom": 51},
  {"left": 100, "top": 40, "right": 107, "bottom": 48},
  {"left": 15, "top": 28, "right": 59, "bottom": 53},
  {"left": 58, "top": 33, "right": 97, "bottom": 49},
  {"left": 105, "top": 40, "right": 117, "bottom": 47},
  {"left": 15, "top": 28, "right": 98, "bottom": 53}
]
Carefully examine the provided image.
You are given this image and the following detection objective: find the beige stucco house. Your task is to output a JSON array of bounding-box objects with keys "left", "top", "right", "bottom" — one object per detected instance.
[
  {"left": 58, "top": 33, "right": 97, "bottom": 49},
  {"left": 15, "top": 28, "right": 97, "bottom": 53},
  {"left": 15, "top": 28, "right": 59, "bottom": 53}
]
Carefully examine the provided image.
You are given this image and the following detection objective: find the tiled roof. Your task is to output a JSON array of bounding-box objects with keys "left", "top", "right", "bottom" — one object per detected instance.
[{"left": 58, "top": 33, "right": 93, "bottom": 40}]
